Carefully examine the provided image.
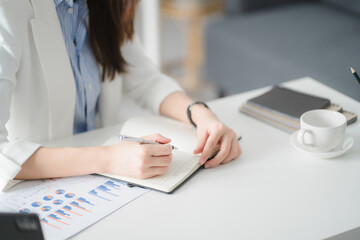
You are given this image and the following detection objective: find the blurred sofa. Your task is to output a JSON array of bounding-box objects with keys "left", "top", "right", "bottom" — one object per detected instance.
[{"left": 205, "top": 0, "right": 360, "bottom": 101}]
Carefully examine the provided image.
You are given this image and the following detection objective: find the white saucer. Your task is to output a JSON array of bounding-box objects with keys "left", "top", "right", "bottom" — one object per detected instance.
[{"left": 290, "top": 131, "right": 354, "bottom": 159}]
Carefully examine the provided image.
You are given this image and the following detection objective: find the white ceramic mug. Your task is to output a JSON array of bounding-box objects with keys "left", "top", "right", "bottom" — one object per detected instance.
[{"left": 297, "top": 109, "right": 347, "bottom": 152}]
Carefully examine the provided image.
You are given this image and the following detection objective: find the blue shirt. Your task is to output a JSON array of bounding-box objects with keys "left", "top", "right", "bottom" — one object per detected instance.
[{"left": 54, "top": 0, "right": 101, "bottom": 134}]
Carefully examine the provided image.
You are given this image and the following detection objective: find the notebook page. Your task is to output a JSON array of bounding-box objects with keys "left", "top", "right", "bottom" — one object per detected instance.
[
  {"left": 101, "top": 150, "right": 200, "bottom": 192},
  {"left": 119, "top": 116, "right": 198, "bottom": 153}
]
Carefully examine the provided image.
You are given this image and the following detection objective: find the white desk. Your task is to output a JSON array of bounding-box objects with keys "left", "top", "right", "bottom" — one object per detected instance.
[{"left": 48, "top": 77, "right": 360, "bottom": 240}]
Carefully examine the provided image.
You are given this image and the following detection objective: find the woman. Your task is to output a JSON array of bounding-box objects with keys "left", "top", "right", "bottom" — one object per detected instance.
[{"left": 0, "top": 0, "right": 241, "bottom": 191}]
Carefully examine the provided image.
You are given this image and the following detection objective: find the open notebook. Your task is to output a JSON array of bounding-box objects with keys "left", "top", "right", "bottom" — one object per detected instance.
[{"left": 99, "top": 116, "right": 201, "bottom": 193}]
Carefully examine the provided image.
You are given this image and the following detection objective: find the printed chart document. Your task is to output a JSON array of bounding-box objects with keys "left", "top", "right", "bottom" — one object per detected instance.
[
  {"left": 0, "top": 175, "right": 149, "bottom": 240},
  {"left": 100, "top": 116, "right": 201, "bottom": 193}
]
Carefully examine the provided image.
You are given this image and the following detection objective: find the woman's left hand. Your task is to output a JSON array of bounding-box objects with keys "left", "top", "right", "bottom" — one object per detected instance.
[{"left": 192, "top": 105, "right": 242, "bottom": 168}]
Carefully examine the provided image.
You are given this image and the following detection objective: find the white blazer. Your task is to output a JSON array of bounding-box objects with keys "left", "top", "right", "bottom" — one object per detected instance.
[{"left": 0, "top": 0, "right": 182, "bottom": 191}]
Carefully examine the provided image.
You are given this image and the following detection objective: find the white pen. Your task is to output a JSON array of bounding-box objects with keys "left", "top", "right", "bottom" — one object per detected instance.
[{"left": 119, "top": 135, "right": 178, "bottom": 150}]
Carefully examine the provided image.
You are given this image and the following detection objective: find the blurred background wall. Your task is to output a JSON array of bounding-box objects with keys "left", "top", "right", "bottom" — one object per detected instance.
[
  {"left": 138, "top": 0, "right": 223, "bottom": 101},
  {"left": 125, "top": 0, "right": 360, "bottom": 121},
  {"left": 139, "top": 0, "right": 360, "bottom": 102}
]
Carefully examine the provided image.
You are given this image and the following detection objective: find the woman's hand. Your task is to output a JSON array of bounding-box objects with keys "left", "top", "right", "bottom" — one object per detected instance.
[
  {"left": 103, "top": 134, "right": 173, "bottom": 179},
  {"left": 159, "top": 92, "right": 241, "bottom": 168},
  {"left": 192, "top": 105, "right": 242, "bottom": 168}
]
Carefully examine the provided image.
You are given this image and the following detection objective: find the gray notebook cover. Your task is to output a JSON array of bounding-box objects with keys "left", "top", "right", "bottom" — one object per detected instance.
[{"left": 248, "top": 86, "right": 331, "bottom": 120}]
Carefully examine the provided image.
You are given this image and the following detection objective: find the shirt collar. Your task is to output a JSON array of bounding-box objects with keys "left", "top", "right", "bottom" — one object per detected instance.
[
  {"left": 54, "top": 0, "right": 75, "bottom": 7},
  {"left": 53, "top": 0, "right": 64, "bottom": 7}
]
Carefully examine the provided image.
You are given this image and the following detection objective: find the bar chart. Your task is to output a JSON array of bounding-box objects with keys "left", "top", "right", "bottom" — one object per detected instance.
[{"left": 0, "top": 175, "right": 149, "bottom": 240}]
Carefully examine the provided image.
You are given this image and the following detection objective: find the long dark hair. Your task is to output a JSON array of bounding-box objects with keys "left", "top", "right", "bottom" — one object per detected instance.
[{"left": 87, "top": 0, "right": 139, "bottom": 81}]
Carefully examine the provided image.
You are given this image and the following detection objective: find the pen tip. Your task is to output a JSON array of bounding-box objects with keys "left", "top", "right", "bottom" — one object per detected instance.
[{"left": 350, "top": 67, "right": 355, "bottom": 73}]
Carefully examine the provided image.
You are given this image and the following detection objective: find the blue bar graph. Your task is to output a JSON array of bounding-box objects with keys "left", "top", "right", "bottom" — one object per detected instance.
[
  {"left": 110, "top": 178, "right": 127, "bottom": 185},
  {"left": 49, "top": 214, "right": 61, "bottom": 220},
  {"left": 88, "top": 190, "right": 111, "bottom": 201},
  {"left": 104, "top": 180, "right": 122, "bottom": 190},
  {"left": 96, "top": 185, "right": 119, "bottom": 197},
  {"left": 56, "top": 209, "right": 71, "bottom": 218},
  {"left": 77, "top": 197, "right": 94, "bottom": 206},
  {"left": 70, "top": 201, "right": 85, "bottom": 209},
  {"left": 69, "top": 201, "right": 92, "bottom": 213},
  {"left": 63, "top": 205, "right": 72, "bottom": 211},
  {"left": 48, "top": 214, "right": 69, "bottom": 225},
  {"left": 41, "top": 217, "right": 62, "bottom": 230},
  {"left": 63, "top": 205, "right": 82, "bottom": 216}
]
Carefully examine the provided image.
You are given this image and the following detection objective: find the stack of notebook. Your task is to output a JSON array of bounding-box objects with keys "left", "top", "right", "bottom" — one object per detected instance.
[{"left": 240, "top": 86, "right": 357, "bottom": 133}]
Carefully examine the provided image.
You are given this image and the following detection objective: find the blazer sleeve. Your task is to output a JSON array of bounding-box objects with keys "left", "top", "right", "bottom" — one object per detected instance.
[
  {"left": 121, "top": 35, "right": 184, "bottom": 114},
  {"left": 0, "top": 5, "right": 41, "bottom": 192}
]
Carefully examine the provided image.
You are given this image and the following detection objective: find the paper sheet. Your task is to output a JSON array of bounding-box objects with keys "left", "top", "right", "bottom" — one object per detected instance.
[
  {"left": 119, "top": 116, "right": 198, "bottom": 153},
  {"left": 0, "top": 175, "right": 149, "bottom": 240},
  {"left": 101, "top": 116, "right": 201, "bottom": 193},
  {"left": 103, "top": 150, "right": 200, "bottom": 192}
]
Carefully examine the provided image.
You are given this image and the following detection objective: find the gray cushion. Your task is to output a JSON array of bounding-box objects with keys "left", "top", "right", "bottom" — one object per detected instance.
[
  {"left": 205, "top": 2, "right": 360, "bottom": 101},
  {"left": 323, "top": 0, "right": 360, "bottom": 16}
]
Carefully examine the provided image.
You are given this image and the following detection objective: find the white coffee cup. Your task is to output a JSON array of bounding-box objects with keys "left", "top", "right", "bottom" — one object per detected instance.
[{"left": 297, "top": 109, "right": 347, "bottom": 152}]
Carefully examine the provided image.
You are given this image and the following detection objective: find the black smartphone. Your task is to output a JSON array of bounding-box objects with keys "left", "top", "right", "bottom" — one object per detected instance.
[{"left": 0, "top": 213, "right": 44, "bottom": 240}]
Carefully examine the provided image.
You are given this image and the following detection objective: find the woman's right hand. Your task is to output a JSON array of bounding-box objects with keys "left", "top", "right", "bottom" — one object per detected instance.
[{"left": 103, "top": 134, "right": 173, "bottom": 179}]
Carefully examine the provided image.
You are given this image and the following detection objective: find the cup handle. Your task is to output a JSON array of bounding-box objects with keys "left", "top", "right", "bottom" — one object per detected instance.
[{"left": 297, "top": 129, "right": 313, "bottom": 146}]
